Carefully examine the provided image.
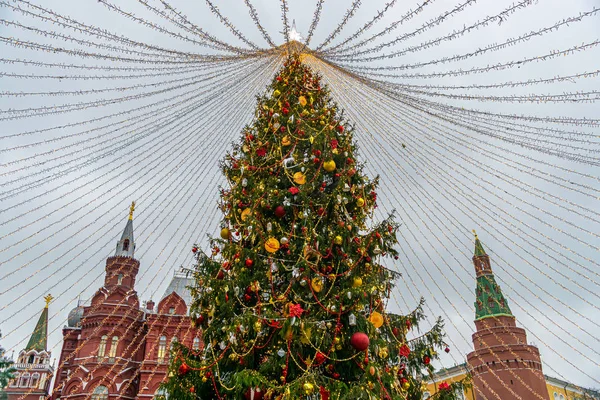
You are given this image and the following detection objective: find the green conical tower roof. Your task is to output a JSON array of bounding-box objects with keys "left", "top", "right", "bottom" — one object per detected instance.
[
  {"left": 25, "top": 295, "right": 52, "bottom": 352},
  {"left": 472, "top": 234, "right": 513, "bottom": 321},
  {"left": 474, "top": 234, "right": 486, "bottom": 257}
]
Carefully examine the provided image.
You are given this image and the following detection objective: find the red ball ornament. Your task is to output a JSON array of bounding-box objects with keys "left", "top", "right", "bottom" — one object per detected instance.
[
  {"left": 245, "top": 258, "right": 254, "bottom": 268},
  {"left": 445, "top": 346, "right": 450, "bottom": 353},
  {"left": 244, "top": 387, "right": 264, "bottom": 400},
  {"left": 274, "top": 205, "right": 286, "bottom": 218},
  {"left": 191, "top": 246, "right": 198, "bottom": 253},
  {"left": 189, "top": 386, "right": 195, "bottom": 393},
  {"left": 350, "top": 332, "right": 370, "bottom": 351},
  {"left": 178, "top": 362, "right": 191, "bottom": 376},
  {"left": 423, "top": 355, "right": 431, "bottom": 365}
]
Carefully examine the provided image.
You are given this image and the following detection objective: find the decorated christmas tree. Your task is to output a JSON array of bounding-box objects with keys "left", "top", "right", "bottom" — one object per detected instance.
[{"left": 164, "top": 55, "right": 465, "bottom": 399}]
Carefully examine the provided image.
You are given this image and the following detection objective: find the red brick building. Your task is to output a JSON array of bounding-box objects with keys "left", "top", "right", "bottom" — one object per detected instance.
[
  {"left": 51, "top": 204, "right": 202, "bottom": 399},
  {"left": 466, "top": 233, "right": 549, "bottom": 400}
]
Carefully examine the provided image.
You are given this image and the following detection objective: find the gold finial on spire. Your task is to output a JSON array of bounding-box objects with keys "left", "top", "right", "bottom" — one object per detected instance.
[
  {"left": 129, "top": 201, "right": 136, "bottom": 220},
  {"left": 472, "top": 229, "right": 478, "bottom": 239},
  {"left": 44, "top": 294, "right": 53, "bottom": 308}
]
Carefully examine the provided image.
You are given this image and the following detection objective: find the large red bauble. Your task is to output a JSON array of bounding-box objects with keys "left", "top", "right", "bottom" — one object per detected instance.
[
  {"left": 244, "top": 387, "right": 264, "bottom": 400},
  {"left": 274, "top": 205, "right": 286, "bottom": 218},
  {"left": 350, "top": 332, "right": 370, "bottom": 351},
  {"left": 178, "top": 362, "right": 191, "bottom": 376}
]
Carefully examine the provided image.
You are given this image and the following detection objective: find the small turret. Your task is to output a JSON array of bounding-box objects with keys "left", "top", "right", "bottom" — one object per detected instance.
[
  {"left": 115, "top": 201, "right": 136, "bottom": 258},
  {"left": 25, "top": 294, "right": 52, "bottom": 352},
  {"left": 471, "top": 231, "right": 512, "bottom": 320}
]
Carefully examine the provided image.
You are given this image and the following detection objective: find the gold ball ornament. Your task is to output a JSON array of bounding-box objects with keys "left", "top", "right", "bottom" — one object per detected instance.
[
  {"left": 369, "top": 311, "right": 384, "bottom": 329},
  {"left": 254, "top": 321, "right": 262, "bottom": 331},
  {"left": 265, "top": 237, "right": 280, "bottom": 253},
  {"left": 356, "top": 197, "right": 365, "bottom": 207},
  {"left": 298, "top": 96, "right": 307, "bottom": 107},
  {"left": 323, "top": 160, "right": 336, "bottom": 172},
  {"left": 334, "top": 235, "right": 343, "bottom": 245},
  {"left": 303, "top": 383, "right": 315, "bottom": 395},
  {"left": 273, "top": 89, "right": 281, "bottom": 97},
  {"left": 241, "top": 208, "right": 251, "bottom": 221},
  {"left": 220, "top": 227, "right": 231, "bottom": 239},
  {"left": 293, "top": 171, "right": 306, "bottom": 185},
  {"left": 402, "top": 381, "right": 410, "bottom": 390},
  {"left": 282, "top": 136, "right": 291, "bottom": 146},
  {"left": 352, "top": 277, "right": 363, "bottom": 288},
  {"left": 311, "top": 277, "right": 324, "bottom": 293}
]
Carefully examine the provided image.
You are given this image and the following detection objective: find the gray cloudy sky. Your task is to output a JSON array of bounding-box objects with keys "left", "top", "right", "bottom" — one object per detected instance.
[{"left": 0, "top": 0, "right": 598, "bottom": 392}]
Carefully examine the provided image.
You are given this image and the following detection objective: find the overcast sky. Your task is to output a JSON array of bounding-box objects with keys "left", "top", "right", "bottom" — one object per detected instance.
[{"left": 0, "top": 0, "right": 598, "bottom": 392}]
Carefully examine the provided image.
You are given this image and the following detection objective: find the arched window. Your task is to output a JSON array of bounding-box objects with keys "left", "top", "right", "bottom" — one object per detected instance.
[
  {"left": 157, "top": 336, "right": 167, "bottom": 363},
  {"left": 559, "top": 395, "right": 565, "bottom": 400},
  {"left": 28, "top": 354, "right": 35, "bottom": 364},
  {"left": 553, "top": 393, "right": 559, "bottom": 400},
  {"left": 20, "top": 373, "right": 30, "bottom": 388},
  {"left": 31, "top": 373, "right": 40, "bottom": 388},
  {"left": 192, "top": 337, "right": 201, "bottom": 350},
  {"left": 154, "top": 387, "right": 169, "bottom": 399},
  {"left": 117, "top": 274, "right": 123, "bottom": 285},
  {"left": 97, "top": 335, "right": 108, "bottom": 360},
  {"left": 122, "top": 239, "right": 129, "bottom": 252},
  {"left": 423, "top": 392, "right": 430, "bottom": 399},
  {"left": 91, "top": 385, "right": 109, "bottom": 400},
  {"left": 108, "top": 336, "right": 119, "bottom": 361},
  {"left": 10, "top": 373, "right": 19, "bottom": 387}
]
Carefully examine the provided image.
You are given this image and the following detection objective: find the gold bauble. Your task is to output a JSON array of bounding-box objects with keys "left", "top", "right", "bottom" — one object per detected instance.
[
  {"left": 220, "top": 227, "right": 231, "bottom": 239},
  {"left": 333, "top": 337, "right": 341, "bottom": 345},
  {"left": 265, "top": 237, "right": 280, "bottom": 253},
  {"left": 402, "top": 381, "right": 410, "bottom": 390},
  {"left": 352, "top": 277, "right": 363, "bottom": 287},
  {"left": 293, "top": 171, "right": 306, "bottom": 185},
  {"left": 334, "top": 235, "right": 343, "bottom": 245},
  {"left": 356, "top": 197, "right": 365, "bottom": 207},
  {"left": 311, "top": 277, "right": 323, "bottom": 293},
  {"left": 303, "top": 382, "right": 315, "bottom": 395},
  {"left": 298, "top": 96, "right": 307, "bottom": 106},
  {"left": 323, "top": 160, "right": 336, "bottom": 172},
  {"left": 282, "top": 136, "right": 291, "bottom": 146},
  {"left": 273, "top": 89, "right": 281, "bottom": 97},
  {"left": 241, "top": 208, "right": 251, "bottom": 221},
  {"left": 369, "top": 311, "right": 384, "bottom": 329}
]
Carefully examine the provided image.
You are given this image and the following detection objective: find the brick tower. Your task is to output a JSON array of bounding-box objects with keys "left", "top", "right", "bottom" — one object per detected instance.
[
  {"left": 466, "top": 232, "right": 549, "bottom": 400},
  {"left": 5, "top": 295, "right": 54, "bottom": 400},
  {"left": 53, "top": 202, "right": 145, "bottom": 399}
]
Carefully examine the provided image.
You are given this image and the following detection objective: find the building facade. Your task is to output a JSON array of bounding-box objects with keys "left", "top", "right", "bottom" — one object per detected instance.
[
  {"left": 51, "top": 204, "right": 201, "bottom": 399},
  {"left": 5, "top": 296, "right": 54, "bottom": 400},
  {"left": 424, "top": 234, "right": 599, "bottom": 400}
]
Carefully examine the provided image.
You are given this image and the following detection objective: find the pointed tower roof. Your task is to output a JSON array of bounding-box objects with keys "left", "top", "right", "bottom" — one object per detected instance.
[
  {"left": 25, "top": 294, "right": 52, "bottom": 352},
  {"left": 471, "top": 232, "right": 513, "bottom": 320},
  {"left": 474, "top": 231, "right": 487, "bottom": 257},
  {"left": 115, "top": 201, "right": 136, "bottom": 258}
]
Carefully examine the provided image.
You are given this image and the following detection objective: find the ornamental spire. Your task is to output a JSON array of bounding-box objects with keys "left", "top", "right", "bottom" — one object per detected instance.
[
  {"left": 471, "top": 232, "right": 513, "bottom": 321},
  {"left": 115, "top": 202, "right": 136, "bottom": 258},
  {"left": 129, "top": 201, "right": 135, "bottom": 220},
  {"left": 25, "top": 295, "right": 50, "bottom": 352},
  {"left": 473, "top": 230, "right": 486, "bottom": 257}
]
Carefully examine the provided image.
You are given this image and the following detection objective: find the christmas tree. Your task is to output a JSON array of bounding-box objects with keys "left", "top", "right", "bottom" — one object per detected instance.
[{"left": 164, "top": 55, "right": 465, "bottom": 399}]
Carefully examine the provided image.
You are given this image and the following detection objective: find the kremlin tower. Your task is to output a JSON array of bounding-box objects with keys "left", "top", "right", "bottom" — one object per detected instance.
[
  {"left": 467, "top": 233, "right": 550, "bottom": 400},
  {"left": 5, "top": 295, "right": 54, "bottom": 400}
]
